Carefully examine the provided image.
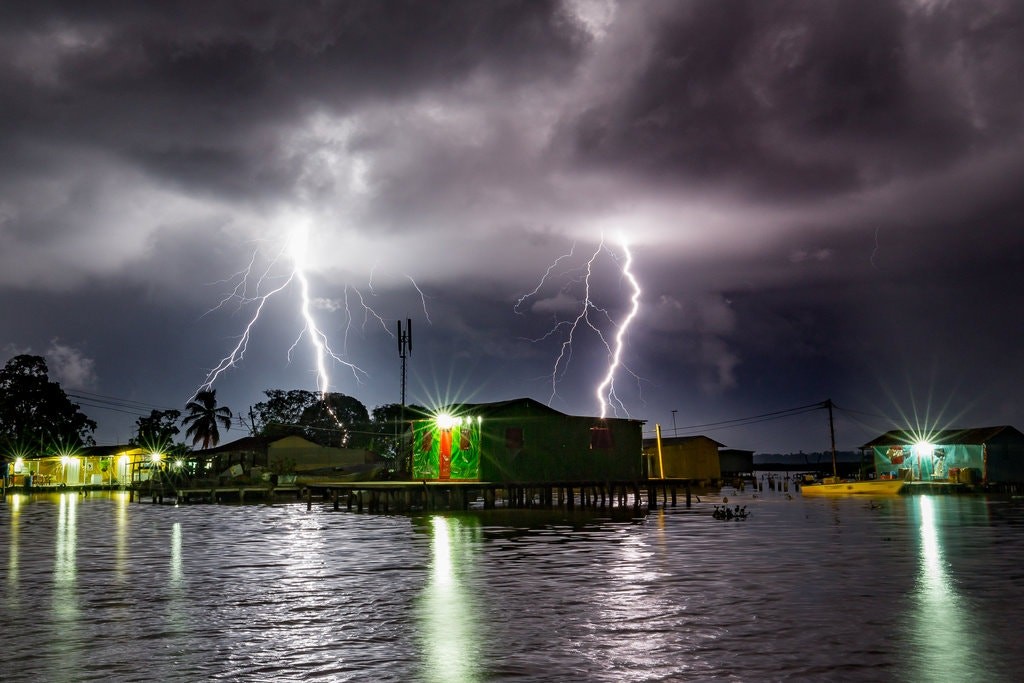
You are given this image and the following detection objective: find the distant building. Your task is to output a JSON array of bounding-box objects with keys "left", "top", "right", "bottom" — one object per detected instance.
[
  {"left": 195, "top": 434, "right": 377, "bottom": 479},
  {"left": 410, "top": 398, "right": 645, "bottom": 483},
  {"left": 5, "top": 444, "right": 150, "bottom": 488},
  {"left": 718, "top": 448, "right": 755, "bottom": 477},
  {"left": 860, "top": 425, "right": 1024, "bottom": 484},
  {"left": 642, "top": 435, "right": 724, "bottom": 481}
]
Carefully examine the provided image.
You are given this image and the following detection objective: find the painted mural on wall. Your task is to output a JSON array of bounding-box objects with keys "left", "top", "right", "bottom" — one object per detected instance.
[
  {"left": 873, "top": 443, "right": 984, "bottom": 482},
  {"left": 412, "top": 416, "right": 481, "bottom": 480}
]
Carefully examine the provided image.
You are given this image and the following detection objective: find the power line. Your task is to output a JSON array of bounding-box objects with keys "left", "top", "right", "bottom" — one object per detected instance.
[
  {"left": 646, "top": 401, "right": 826, "bottom": 436},
  {"left": 67, "top": 391, "right": 181, "bottom": 418}
]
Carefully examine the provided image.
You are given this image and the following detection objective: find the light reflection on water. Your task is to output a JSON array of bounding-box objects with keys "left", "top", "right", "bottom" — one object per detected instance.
[
  {"left": 0, "top": 490, "right": 1023, "bottom": 682},
  {"left": 418, "top": 516, "right": 483, "bottom": 683}
]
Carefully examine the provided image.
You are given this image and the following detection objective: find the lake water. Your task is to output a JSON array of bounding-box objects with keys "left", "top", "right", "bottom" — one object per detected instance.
[{"left": 2, "top": 483, "right": 1023, "bottom": 682}]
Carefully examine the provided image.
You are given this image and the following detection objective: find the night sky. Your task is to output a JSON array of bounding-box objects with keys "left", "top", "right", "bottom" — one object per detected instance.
[{"left": 2, "top": 1, "right": 1022, "bottom": 453}]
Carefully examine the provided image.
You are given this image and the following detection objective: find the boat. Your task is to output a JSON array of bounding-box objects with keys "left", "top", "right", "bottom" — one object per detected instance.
[
  {"left": 800, "top": 399, "right": 905, "bottom": 497},
  {"left": 800, "top": 476, "right": 905, "bottom": 497}
]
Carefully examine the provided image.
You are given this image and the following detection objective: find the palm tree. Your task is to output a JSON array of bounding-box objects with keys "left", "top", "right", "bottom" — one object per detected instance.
[{"left": 182, "top": 390, "right": 233, "bottom": 450}]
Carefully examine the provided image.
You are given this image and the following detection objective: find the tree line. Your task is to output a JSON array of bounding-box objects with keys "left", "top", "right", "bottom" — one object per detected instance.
[{"left": 0, "top": 354, "right": 424, "bottom": 465}]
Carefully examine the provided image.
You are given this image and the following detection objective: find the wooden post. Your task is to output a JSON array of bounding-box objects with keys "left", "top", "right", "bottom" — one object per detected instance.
[
  {"left": 333, "top": 489, "right": 339, "bottom": 511},
  {"left": 306, "top": 488, "right": 313, "bottom": 511},
  {"left": 685, "top": 481, "right": 691, "bottom": 508}
]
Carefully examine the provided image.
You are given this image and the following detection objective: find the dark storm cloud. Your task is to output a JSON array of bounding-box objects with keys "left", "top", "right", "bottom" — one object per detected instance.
[
  {"left": 0, "top": 0, "right": 587, "bottom": 199},
  {"left": 2, "top": 1, "right": 1023, "bottom": 451},
  {"left": 561, "top": 0, "right": 1024, "bottom": 199}
]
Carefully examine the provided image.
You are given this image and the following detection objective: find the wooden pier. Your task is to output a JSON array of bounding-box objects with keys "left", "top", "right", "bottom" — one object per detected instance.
[
  {"left": 289, "top": 478, "right": 695, "bottom": 513},
  {"left": 131, "top": 484, "right": 302, "bottom": 504},
  {"left": 134, "top": 478, "right": 697, "bottom": 512}
]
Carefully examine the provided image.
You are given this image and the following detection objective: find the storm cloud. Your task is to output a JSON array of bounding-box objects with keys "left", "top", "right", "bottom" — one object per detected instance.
[{"left": 1, "top": 0, "right": 1022, "bottom": 452}]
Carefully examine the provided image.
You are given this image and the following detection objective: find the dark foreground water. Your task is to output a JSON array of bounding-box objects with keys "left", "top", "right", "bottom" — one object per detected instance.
[{"left": 2, "top": 485, "right": 1023, "bottom": 682}]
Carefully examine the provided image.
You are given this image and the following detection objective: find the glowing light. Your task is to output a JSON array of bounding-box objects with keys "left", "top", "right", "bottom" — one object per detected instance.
[
  {"left": 518, "top": 234, "right": 643, "bottom": 418},
  {"left": 149, "top": 452, "right": 162, "bottom": 464},
  {"left": 14, "top": 457, "right": 24, "bottom": 472},
  {"left": 914, "top": 441, "right": 935, "bottom": 457},
  {"left": 173, "top": 459, "right": 184, "bottom": 469},
  {"left": 436, "top": 413, "right": 456, "bottom": 430},
  {"left": 61, "top": 456, "right": 71, "bottom": 466}
]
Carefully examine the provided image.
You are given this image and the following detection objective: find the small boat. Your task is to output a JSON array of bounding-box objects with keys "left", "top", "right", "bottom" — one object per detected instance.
[
  {"left": 800, "top": 476, "right": 904, "bottom": 497},
  {"left": 799, "top": 399, "right": 904, "bottom": 497}
]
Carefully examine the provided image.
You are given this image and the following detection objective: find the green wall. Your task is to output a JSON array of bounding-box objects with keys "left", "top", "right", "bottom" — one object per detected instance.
[{"left": 411, "top": 405, "right": 643, "bottom": 483}]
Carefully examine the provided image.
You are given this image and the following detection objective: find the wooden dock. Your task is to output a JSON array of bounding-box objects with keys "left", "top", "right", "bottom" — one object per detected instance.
[
  {"left": 292, "top": 478, "right": 695, "bottom": 513},
  {"left": 133, "top": 484, "right": 303, "bottom": 504},
  {"left": 132, "top": 478, "right": 697, "bottom": 512}
]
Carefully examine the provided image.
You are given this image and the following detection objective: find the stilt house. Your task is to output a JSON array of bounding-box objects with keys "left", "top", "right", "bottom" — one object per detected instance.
[{"left": 410, "top": 398, "right": 645, "bottom": 483}]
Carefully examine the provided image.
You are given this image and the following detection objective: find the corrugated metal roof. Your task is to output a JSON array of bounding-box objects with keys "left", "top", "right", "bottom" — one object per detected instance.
[{"left": 860, "top": 425, "right": 1024, "bottom": 449}]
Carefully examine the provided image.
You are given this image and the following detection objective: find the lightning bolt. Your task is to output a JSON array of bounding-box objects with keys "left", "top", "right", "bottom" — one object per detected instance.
[
  {"left": 595, "top": 238, "right": 641, "bottom": 418},
  {"left": 196, "top": 224, "right": 369, "bottom": 403},
  {"left": 518, "top": 234, "right": 642, "bottom": 418}
]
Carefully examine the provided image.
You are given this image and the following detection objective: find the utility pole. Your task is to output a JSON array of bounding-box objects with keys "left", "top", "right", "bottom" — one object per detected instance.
[
  {"left": 671, "top": 409, "right": 678, "bottom": 437},
  {"left": 826, "top": 398, "right": 838, "bottom": 480},
  {"left": 397, "top": 318, "right": 412, "bottom": 475}
]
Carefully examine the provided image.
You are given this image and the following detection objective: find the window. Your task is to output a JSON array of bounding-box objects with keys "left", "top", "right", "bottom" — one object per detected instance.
[
  {"left": 590, "top": 427, "right": 613, "bottom": 450},
  {"left": 505, "top": 427, "right": 524, "bottom": 449}
]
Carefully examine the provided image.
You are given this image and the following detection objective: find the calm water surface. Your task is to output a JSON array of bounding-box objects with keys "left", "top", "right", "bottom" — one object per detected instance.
[{"left": 2, "top": 485, "right": 1023, "bottom": 682}]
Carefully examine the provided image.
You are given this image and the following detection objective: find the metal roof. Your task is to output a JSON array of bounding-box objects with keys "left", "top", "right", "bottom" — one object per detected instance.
[{"left": 860, "top": 425, "right": 1024, "bottom": 449}]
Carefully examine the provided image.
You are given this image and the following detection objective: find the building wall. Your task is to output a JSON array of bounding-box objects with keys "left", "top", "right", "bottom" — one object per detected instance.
[
  {"left": 645, "top": 438, "right": 721, "bottom": 479},
  {"left": 479, "top": 414, "right": 642, "bottom": 483},
  {"left": 10, "top": 449, "right": 145, "bottom": 486},
  {"left": 268, "top": 436, "right": 371, "bottom": 472},
  {"left": 984, "top": 435, "right": 1024, "bottom": 483},
  {"left": 719, "top": 450, "right": 754, "bottom": 476},
  {"left": 411, "top": 407, "right": 643, "bottom": 483}
]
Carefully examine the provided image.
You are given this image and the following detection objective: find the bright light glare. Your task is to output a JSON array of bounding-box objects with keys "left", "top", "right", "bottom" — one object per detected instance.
[
  {"left": 150, "top": 452, "right": 162, "bottom": 463},
  {"left": 914, "top": 441, "right": 935, "bottom": 457},
  {"left": 173, "top": 459, "right": 184, "bottom": 469},
  {"left": 436, "top": 413, "right": 456, "bottom": 430}
]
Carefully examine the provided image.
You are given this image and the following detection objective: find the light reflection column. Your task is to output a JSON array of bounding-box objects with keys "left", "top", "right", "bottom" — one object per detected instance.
[
  {"left": 53, "top": 493, "right": 82, "bottom": 673},
  {"left": 417, "top": 515, "right": 482, "bottom": 683},
  {"left": 114, "top": 490, "right": 129, "bottom": 584},
  {"left": 5, "top": 494, "right": 24, "bottom": 610},
  {"left": 913, "top": 496, "right": 973, "bottom": 680}
]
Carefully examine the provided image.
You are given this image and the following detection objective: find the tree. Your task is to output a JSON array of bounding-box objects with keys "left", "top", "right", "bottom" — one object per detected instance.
[
  {"left": 182, "top": 390, "right": 232, "bottom": 450},
  {"left": 251, "top": 389, "right": 317, "bottom": 440},
  {"left": 252, "top": 389, "right": 370, "bottom": 447},
  {"left": 0, "top": 355, "right": 97, "bottom": 455},
  {"left": 130, "top": 409, "right": 182, "bottom": 453},
  {"left": 366, "top": 403, "right": 427, "bottom": 465}
]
